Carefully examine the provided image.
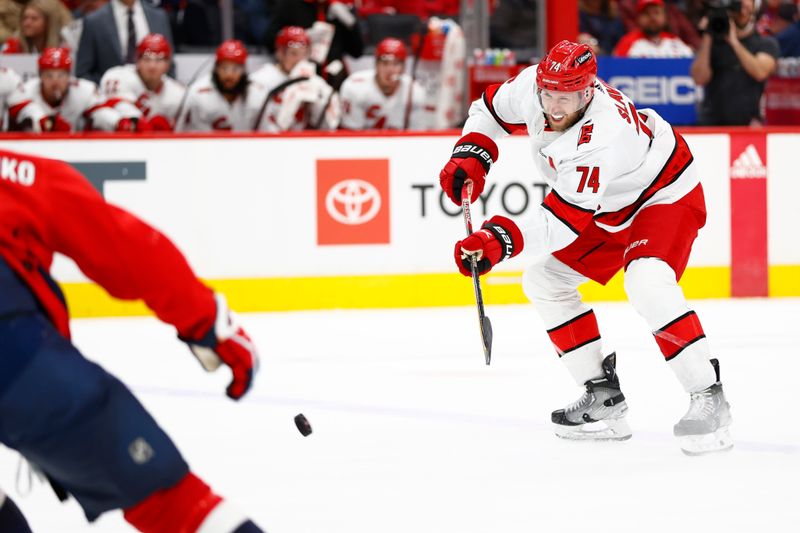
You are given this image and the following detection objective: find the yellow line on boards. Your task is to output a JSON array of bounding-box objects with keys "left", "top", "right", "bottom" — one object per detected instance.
[{"left": 56, "top": 265, "right": 767, "bottom": 318}]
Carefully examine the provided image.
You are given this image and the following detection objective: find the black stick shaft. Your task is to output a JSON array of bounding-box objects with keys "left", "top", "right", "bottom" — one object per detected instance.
[{"left": 460, "top": 183, "right": 492, "bottom": 365}]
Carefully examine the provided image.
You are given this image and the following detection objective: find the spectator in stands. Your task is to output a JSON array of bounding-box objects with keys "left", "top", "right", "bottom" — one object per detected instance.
[
  {"left": 60, "top": 0, "right": 109, "bottom": 51},
  {"left": 76, "top": 0, "right": 173, "bottom": 83},
  {"left": 8, "top": 47, "right": 129, "bottom": 132},
  {"left": 691, "top": 0, "right": 779, "bottom": 125},
  {"left": 339, "top": 37, "right": 428, "bottom": 130},
  {"left": 765, "top": 1, "right": 800, "bottom": 56},
  {"left": 1, "top": 0, "right": 73, "bottom": 53},
  {"left": 250, "top": 26, "right": 340, "bottom": 131},
  {"left": 355, "top": 0, "right": 460, "bottom": 18},
  {"left": 580, "top": 0, "right": 627, "bottom": 54},
  {"left": 619, "top": 0, "right": 701, "bottom": 49},
  {"left": 489, "top": 0, "right": 536, "bottom": 50},
  {"left": 264, "top": 0, "right": 364, "bottom": 90},
  {"left": 614, "top": 0, "right": 694, "bottom": 56},
  {"left": 0, "top": 0, "right": 22, "bottom": 43}
]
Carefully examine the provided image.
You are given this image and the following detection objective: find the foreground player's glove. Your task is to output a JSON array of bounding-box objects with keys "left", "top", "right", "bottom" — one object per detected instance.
[
  {"left": 439, "top": 132, "right": 498, "bottom": 205},
  {"left": 455, "top": 215, "right": 524, "bottom": 276},
  {"left": 182, "top": 293, "right": 259, "bottom": 400}
]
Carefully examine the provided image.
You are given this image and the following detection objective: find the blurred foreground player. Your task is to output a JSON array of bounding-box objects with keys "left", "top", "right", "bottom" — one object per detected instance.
[
  {"left": 0, "top": 148, "right": 265, "bottom": 531},
  {"left": 439, "top": 40, "right": 732, "bottom": 455}
]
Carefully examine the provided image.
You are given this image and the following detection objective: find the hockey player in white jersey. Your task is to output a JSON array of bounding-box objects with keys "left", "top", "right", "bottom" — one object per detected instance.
[
  {"left": 100, "top": 33, "right": 185, "bottom": 131},
  {"left": 249, "top": 26, "right": 339, "bottom": 132},
  {"left": 8, "top": 48, "right": 128, "bottom": 132},
  {"left": 439, "top": 40, "right": 732, "bottom": 455},
  {"left": 177, "top": 39, "right": 274, "bottom": 132},
  {"left": 339, "top": 38, "right": 428, "bottom": 130},
  {"left": 0, "top": 66, "right": 22, "bottom": 129}
]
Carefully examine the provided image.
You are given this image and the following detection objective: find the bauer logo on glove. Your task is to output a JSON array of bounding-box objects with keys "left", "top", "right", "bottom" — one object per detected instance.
[
  {"left": 454, "top": 215, "right": 524, "bottom": 276},
  {"left": 439, "top": 132, "right": 499, "bottom": 205}
]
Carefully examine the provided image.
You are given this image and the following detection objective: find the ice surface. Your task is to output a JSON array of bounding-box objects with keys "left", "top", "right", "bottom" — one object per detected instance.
[{"left": 1, "top": 299, "right": 798, "bottom": 532}]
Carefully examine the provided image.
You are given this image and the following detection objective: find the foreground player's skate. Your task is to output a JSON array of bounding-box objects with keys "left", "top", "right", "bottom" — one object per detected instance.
[
  {"left": 552, "top": 353, "right": 632, "bottom": 441},
  {"left": 673, "top": 358, "right": 733, "bottom": 456}
]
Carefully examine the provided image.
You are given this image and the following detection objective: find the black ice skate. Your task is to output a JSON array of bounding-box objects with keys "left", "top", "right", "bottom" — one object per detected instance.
[
  {"left": 552, "top": 353, "right": 632, "bottom": 441},
  {"left": 673, "top": 359, "right": 733, "bottom": 456}
]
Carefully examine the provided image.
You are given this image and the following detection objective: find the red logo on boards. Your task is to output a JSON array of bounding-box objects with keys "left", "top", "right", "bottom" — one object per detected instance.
[{"left": 316, "top": 159, "right": 390, "bottom": 245}]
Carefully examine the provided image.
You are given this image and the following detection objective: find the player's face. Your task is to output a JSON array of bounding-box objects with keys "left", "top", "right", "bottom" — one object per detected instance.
[
  {"left": 21, "top": 7, "right": 45, "bottom": 38},
  {"left": 137, "top": 55, "right": 170, "bottom": 89},
  {"left": 215, "top": 61, "right": 245, "bottom": 90},
  {"left": 375, "top": 58, "right": 403, "bottom": 95},
  {"left": 40, "top": 69, "right": 70, "bottom": 105},
  {"left": 538, "top": 88, "right": 591, "bottom": 131},
  {"left": 277, "top": 45, "right": 308, "bottom": 74}
]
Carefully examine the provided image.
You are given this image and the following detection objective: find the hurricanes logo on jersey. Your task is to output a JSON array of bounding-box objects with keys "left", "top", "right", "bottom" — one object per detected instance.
[{"left": 578, "top": 123, "right": 594, "bottom": 146}]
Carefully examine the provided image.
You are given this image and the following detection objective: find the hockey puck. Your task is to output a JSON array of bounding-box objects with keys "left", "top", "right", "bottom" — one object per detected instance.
[{"left": 294, "top": 413, "right": 312, "bottom": 437}]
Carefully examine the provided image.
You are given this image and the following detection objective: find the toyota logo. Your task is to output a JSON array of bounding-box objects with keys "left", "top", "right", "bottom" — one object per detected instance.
[{"left": 325, "top": 179, "right": 382, "bottom": 225}]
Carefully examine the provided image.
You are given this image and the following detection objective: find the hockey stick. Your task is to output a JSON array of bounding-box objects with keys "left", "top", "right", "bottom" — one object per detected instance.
[
  {"left": 461, "top": 182, "right": 493, "bottom": 365},
  {"left": 402, "top": 20, "right": 429, "bottom": 130},
  {"left": 173, "top": 55, "right": 216, "bottom": 129},
  {"left": 252, "top": 75, "right": 310, "bottom": 130}
]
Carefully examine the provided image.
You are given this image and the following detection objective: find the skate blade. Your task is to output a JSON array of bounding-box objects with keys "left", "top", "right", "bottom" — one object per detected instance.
[
  {"left": 678, "top": 427, "right": 734, "bottom": 456},
  {"left": 554, "top": 417, "right": 632, "bottom": 441}
]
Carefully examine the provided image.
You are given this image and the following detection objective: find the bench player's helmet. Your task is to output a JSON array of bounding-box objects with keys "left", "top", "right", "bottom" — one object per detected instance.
[
  {"left": 276, "top": 26, "right": 310, "bottom": 49},
  {"left": 38, "top": 47, "right": 72, "bottom": 72},
  {"left": 137, "top": 33, "right": 172, "bottom": 60},
  {"left": 216, "top": 39, "right": 248, "bottom": 65}
]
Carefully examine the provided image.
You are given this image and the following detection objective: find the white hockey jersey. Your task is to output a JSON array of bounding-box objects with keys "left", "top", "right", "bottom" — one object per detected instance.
[
  {"left": 9, "top": 77, "right": 121, "bottom": 132},
  {"left": 339, "top": 69, "right": 429, "bottom": 130},
  {"left": 176, "top": 73, "right": 274, "bottom": 132},
  {"left": 0, "top": 67, "right": 22, "bottom": 129},
  {"left": 99, "top": 64, "right": 185, "bottom": 128},
  {"left": 464, "top": 65, "right": 698, "bottom": 256},
  {"left": 249, "top": 60, "right": 339, "bottom": 132}
]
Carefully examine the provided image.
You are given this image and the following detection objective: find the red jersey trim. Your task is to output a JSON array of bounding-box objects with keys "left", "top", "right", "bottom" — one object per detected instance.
[
  {"left": 593, "top": 127, "right": 693, "bottom": 227},
  {"left": 482, "top": 83, "right": 527, "bottom": 135},
  {"left": 542, "top": 190, "right": 594, "bottom": 235}
]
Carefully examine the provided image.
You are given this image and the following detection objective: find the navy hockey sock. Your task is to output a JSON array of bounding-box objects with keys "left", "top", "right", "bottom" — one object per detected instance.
[{"left": 0, "top": 495, "right": 33, "bottom": 533}]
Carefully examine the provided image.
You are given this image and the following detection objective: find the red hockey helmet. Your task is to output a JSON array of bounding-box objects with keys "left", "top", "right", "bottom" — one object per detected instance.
[
  {"left": 38, "top": 47, "right": 72, "bottom": 72},
  {"left": 275, "top": 26, "right": 310, "bottom": 49},
  {"left": 535, "top": 40, "right": 597, "bottom": 93},
  {"left": 375, "top": 38, "right": 407, "bottom": 62},
  {"left": 137, "top": 33, "right": 172, "bottom": 60},
  {"left": 216, "top": 39, "right": 248, "bottom": 65}
]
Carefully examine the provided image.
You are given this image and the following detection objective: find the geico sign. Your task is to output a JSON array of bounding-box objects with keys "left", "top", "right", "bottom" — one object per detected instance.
[{"left": 607, "top": 75, "right": 698, "bottom": 105}]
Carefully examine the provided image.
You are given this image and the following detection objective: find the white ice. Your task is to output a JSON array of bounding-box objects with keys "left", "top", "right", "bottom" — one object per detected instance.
[{"left": 1, "top": 298, "right": 798, "bottom": 532}]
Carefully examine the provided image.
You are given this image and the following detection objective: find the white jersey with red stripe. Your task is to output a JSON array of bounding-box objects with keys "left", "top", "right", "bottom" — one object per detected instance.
[
  {"left": 99, "top": 64, "right": 186, "bottom": 127},
  {"left": 613, "top": 31, "right": 694, "bottom": 58},
  {"left": 463, "top": 64, "right": 698, "bottom": 257},
  {"left": 9, "top": 77, "right": 121, "bottom": 132},
  {"left": 249, "top": 60, "right": 339, "bottom": 132},
  {"left": 0, "top": 67, "right": 22, "bottom": 128},
  {"left": 176, "top": 73, "right": 271, "bottom": 132},
  {"left": 339, "top": 69, "right": 428, "bottom": 130}
]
